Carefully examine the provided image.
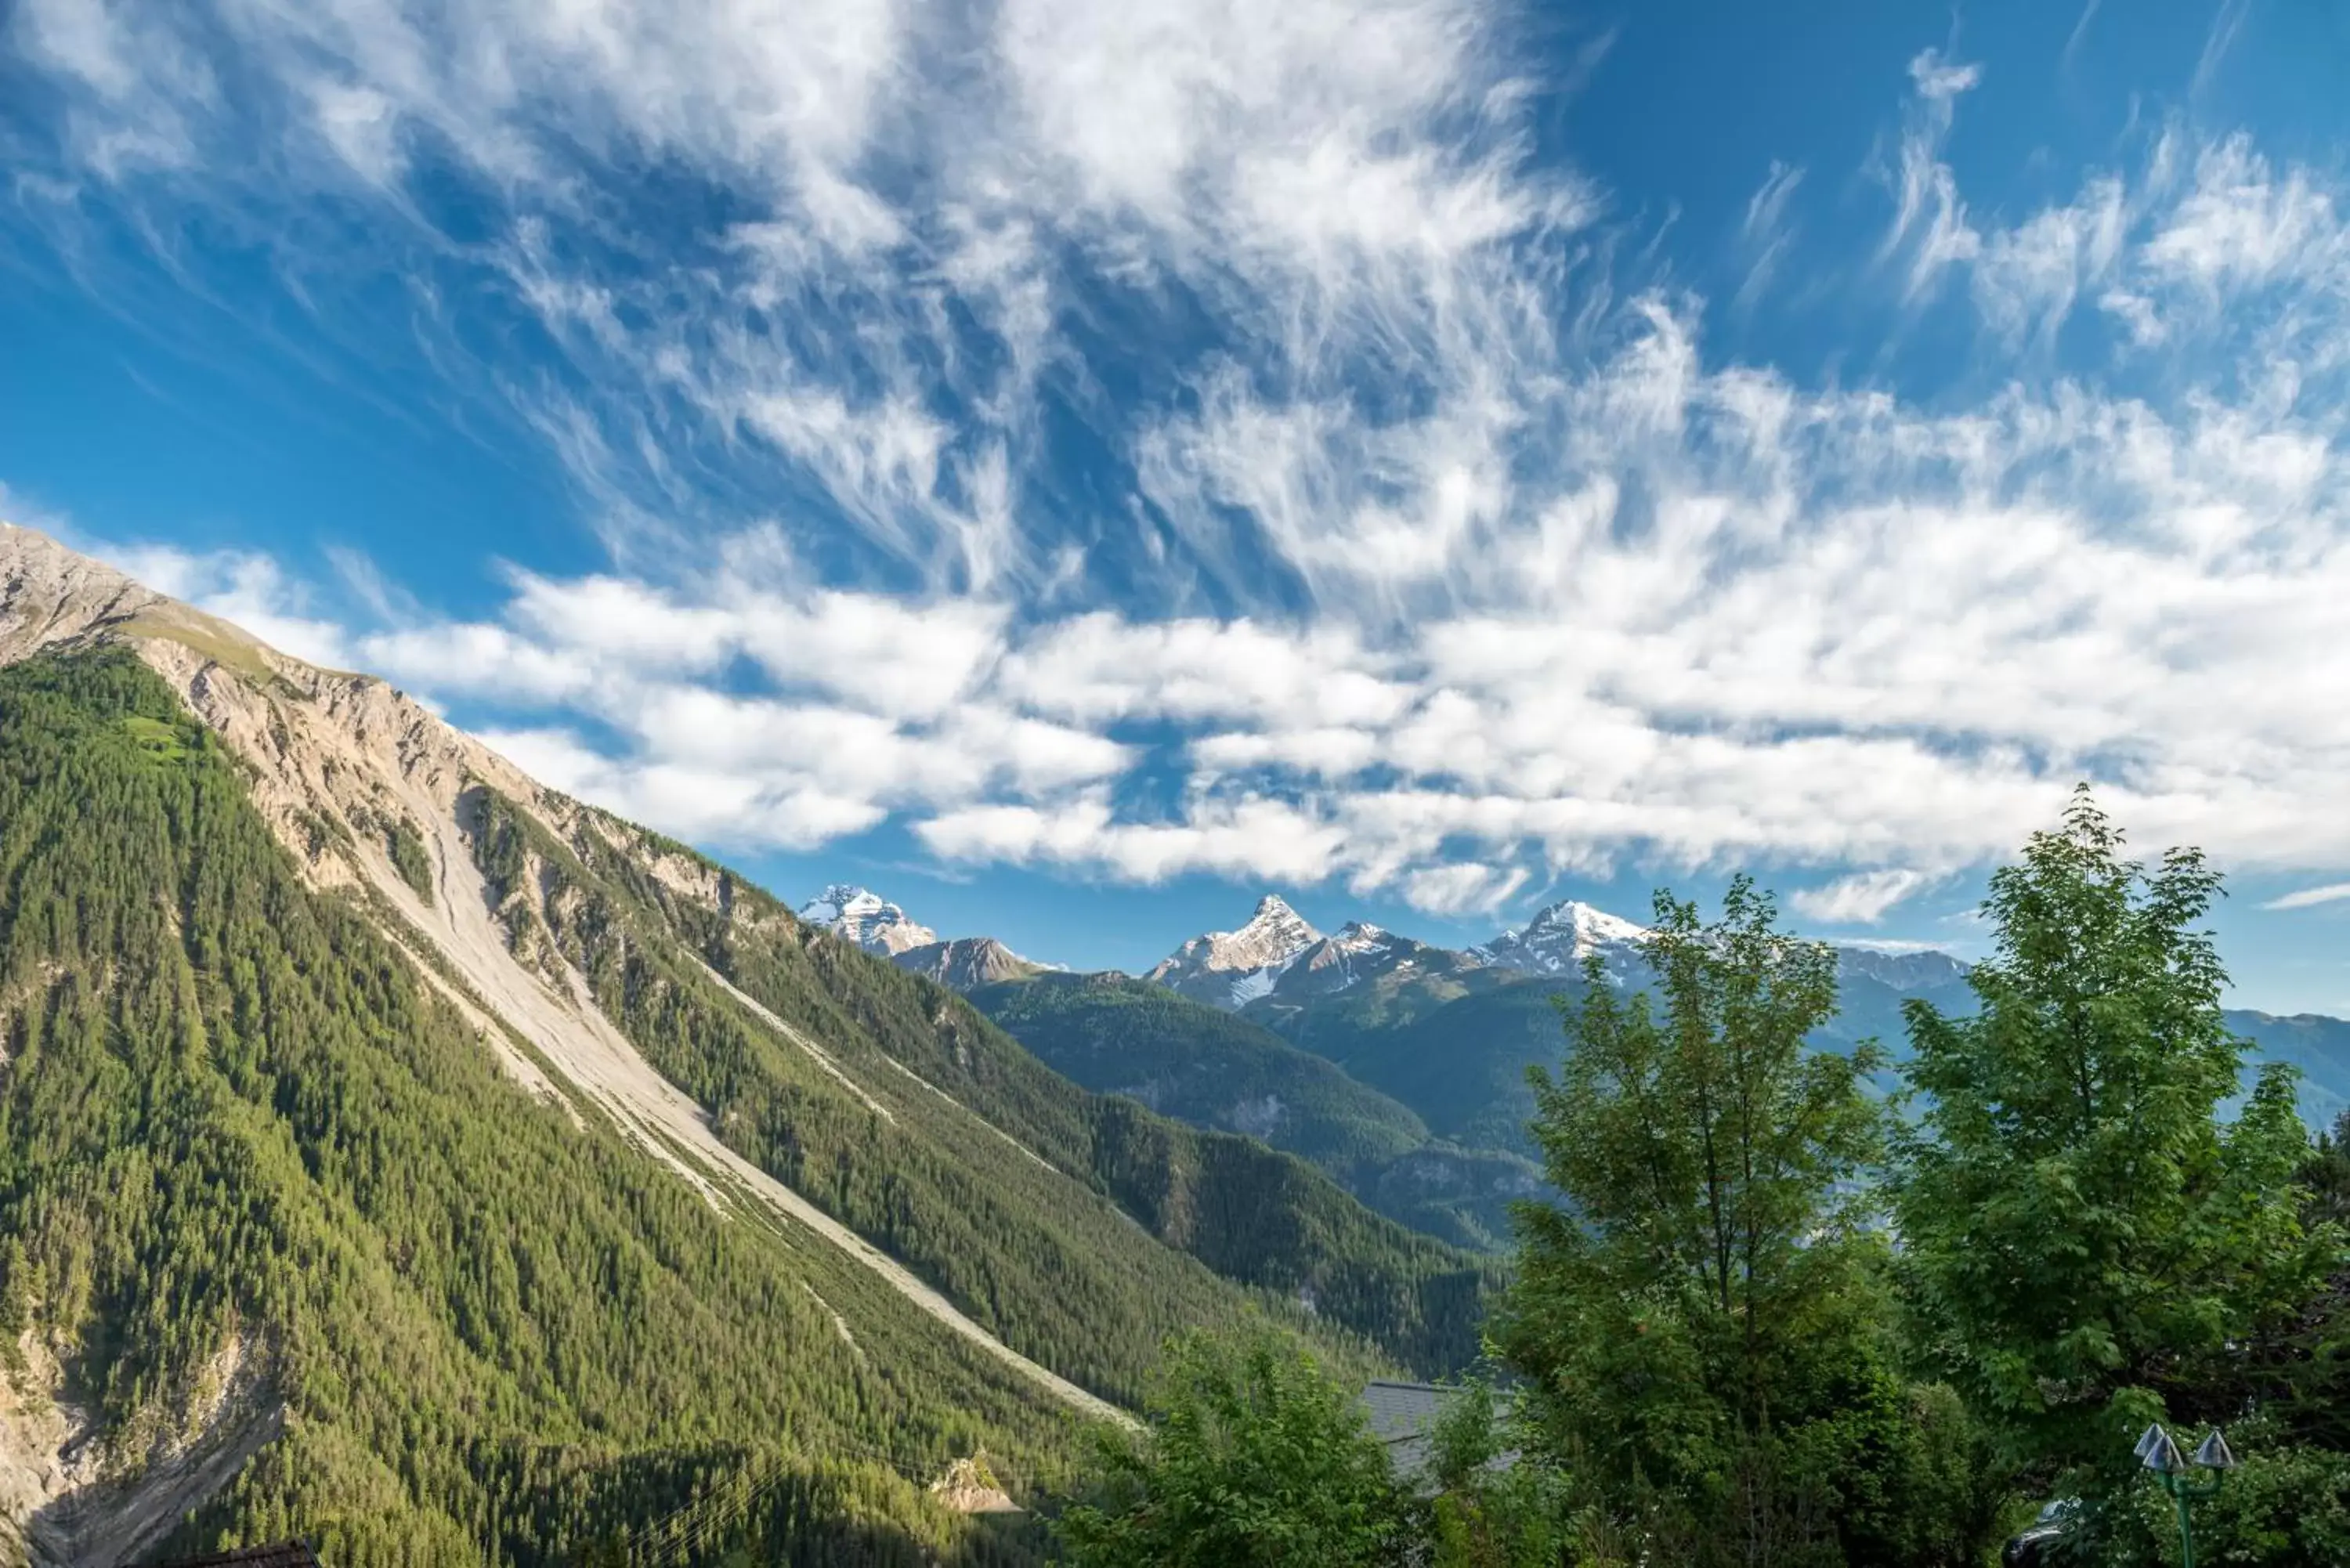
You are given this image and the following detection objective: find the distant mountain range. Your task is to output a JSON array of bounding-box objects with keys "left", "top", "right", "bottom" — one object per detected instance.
[{"left": 798, "top": 882, "right": 2350, "bottom": 1252}]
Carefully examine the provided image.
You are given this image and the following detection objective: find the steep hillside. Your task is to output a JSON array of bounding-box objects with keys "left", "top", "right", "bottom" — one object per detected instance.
[
  {"left": 0, "top": 526, "right": 1491, "bottom": 1560},
  {"left": 455, "top": 788, "right": 1489, "bottom": 1380},
  {"left": 0, "top": 649, "right": 1066, "bottom": 1565},
  {"left": 971, "top": 974, "right": 1432, "bottom": 1167},
  {"left": 966, "top": 974, "right": 1539, "bottom": 1251}
]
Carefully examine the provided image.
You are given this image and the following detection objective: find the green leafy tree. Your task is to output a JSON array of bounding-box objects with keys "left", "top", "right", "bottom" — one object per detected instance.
[
  {"left": 1891, "top": 789, "right": 2329, "bottom": 1501},
  {"left": 1055, "top": 1327, "right": 1405, "bottom": 1568},
  {"left": 1421, "top": 1376, "right": 1571, "bottom": 1568},
  {"left": 1499, "top": 879, "right": 1986, "bottom": 1566}
]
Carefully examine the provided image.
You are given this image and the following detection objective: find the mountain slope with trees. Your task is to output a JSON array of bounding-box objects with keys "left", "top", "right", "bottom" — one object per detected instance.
[
  {"left": 0, "top": 527, "right": 1493, "bottom": 1560},
  {"left": 0, "top": 648, "right": 1069, "bottom": 1564},
  {"left": 965, "top": 974, "right": 1541, "bottom": 1249},
  {"left": 1246, "top": 945, "right": 2348, "bottom": 1160}
]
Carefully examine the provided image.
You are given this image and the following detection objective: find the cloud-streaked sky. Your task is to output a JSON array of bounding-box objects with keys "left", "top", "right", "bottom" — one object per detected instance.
[{"left": 12, "top": 0, "right": 2350, "bottom": 1004}]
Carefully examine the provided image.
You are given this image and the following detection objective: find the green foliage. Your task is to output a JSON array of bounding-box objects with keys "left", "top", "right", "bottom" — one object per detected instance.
[
  {"left": 0, "top": 649, "right": 1068, "bottom": 1563},
  {"left": 1055, "top": 1327, "right": 1407, "bottom": 1568},
  {"left": 2306, "top": 1111, "right": 2350, "bottom": 1231},
  {"left": 1890, "top": 789, "right": 2331, "bottom": 1502},
  {"left": 2092, "top": 1415, "right": 2350, "bottom": 1568},
  {"left": 385, "top": 813, "right": 434, "bottom": 902},
  {"left": 970, "top": 974, "right": 1541, "bottom": 1250},
  {"left": 1499, "top": 878, "right": 1998, "bottom": 1567},
  {"left": 1420, "top": 1377, "right": 1572, "bottom": 1568}
]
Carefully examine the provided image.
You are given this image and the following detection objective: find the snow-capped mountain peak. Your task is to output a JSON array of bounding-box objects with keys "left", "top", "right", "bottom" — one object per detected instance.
[
  {"left": 1146, "top": 894, "right": 1325, "bottom": 1009},
  {"left": 1473, "top": 898, "right": 1650, "bottom": 977},
  {"left": 1230, "top": 894, "right": 1322, "bottom": 959},
  {"left": 795, "top": 883, "right": 939, "bottom": 956},
  {"left": 1525, "top": 899, "right": 1648, "bottom": 948}
]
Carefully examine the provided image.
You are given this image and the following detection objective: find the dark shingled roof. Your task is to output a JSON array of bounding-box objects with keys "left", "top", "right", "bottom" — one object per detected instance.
[
  {"left": 1361, "top": 1379, "right": 1455, "bottom": 1482},
  {"left": 1360, "top": 1379, "right": 1523, "bottom": 1489},
  {"left": 150, "top": 1545, "right": 322, "bottom": 1567}
]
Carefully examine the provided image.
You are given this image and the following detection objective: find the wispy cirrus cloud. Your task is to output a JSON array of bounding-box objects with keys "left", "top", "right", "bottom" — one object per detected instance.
[
  {"left": 1734, "top": 159, "right": 1804, "bottom": 313},
  {"left": 13, "top": 4, "right": 2350, "bottom": 925},
  {"left": 2263, "top": 883, "right": 2350, "bottom": 912},
  {"left": 1877, "top": 48, "right": 1983, "bottom": 302}
]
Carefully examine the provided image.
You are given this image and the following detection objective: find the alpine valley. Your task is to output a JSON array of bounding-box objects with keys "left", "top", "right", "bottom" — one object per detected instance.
[{"left": 0, "top": 525, "right": 1493, "bottom": 1566}]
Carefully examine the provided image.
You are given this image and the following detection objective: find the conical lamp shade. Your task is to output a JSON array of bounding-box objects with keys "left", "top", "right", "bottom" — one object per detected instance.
[{"left": 2192, "top": 1430, "right": 2237, "bottom": 1470}]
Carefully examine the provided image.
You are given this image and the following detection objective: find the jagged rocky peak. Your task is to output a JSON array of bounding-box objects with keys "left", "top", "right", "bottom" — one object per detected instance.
[
  {"left": 1473, "top": 898, "right": 1650, "bottom": 976},
  {"left": 1226, "top": 894, "right": 1323, "bottom": 962},
  {"left": 796, "top": 883, "right": 939, "bottom": 956},
  {"left": 1147, "top": 893, "right": 1325, "bottom": 1010},
  {"left": 892, "top": 936, "right": 1043, "bottom": 992}
]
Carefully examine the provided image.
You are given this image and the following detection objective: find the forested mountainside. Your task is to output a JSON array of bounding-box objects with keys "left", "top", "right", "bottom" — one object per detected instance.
[
  {"left": 0, "top": 651, "right": 1055, "bottom": 1565},
  {"left": 457, "top": 786, "right": 1490, "bottom": 1382},
  {"left": 0, "top": 526, "right": 1488, "bottom": 1563},
  {"left": 967, "top": 975, "right": 1540, "bottom": 1251}
]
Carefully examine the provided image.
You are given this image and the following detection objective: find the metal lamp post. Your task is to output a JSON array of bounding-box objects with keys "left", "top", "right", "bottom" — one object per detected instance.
[{"left": 2135, "top": 1422, "right": 2238, "bottom": 1568}]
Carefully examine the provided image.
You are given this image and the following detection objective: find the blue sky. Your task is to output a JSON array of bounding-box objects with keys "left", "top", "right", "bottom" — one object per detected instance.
[{"left": 11, "top": 0, "right": 2350, "bottom": 1006}]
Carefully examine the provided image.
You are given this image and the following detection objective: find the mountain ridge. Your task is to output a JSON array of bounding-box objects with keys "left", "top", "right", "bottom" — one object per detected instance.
[{"left": 851, "top": 876, "right": 2343, "bottom": 1193}]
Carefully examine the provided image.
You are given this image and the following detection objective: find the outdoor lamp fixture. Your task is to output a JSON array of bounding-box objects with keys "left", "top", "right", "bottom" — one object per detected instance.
[{"left": 2135, "top": 1422, "right": 2237, "bottom": 1568}]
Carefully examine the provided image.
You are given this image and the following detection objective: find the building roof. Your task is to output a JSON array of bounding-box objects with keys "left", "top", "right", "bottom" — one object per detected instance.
[
  {"left": 149, "top": 1544, "right": 322, "bottom": 1567},
  {"left": 1361, "top": 1379, "right": 1455, "bottom": 1482},
  {"left": 1361, "top": 1378, "right": 1527, "bottom": 1489}
]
